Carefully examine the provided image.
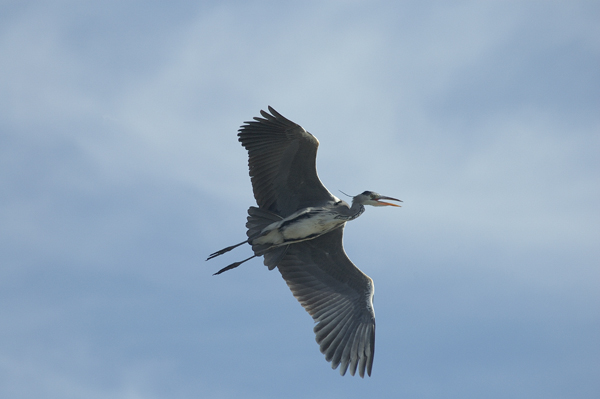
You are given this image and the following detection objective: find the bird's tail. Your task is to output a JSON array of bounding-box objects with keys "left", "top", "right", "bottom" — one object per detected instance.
[
  {"left": 207, "top": 207, "right": 277, "bottom": 261},
  {"left": 245, "top": 207, "right": 288, "bottom": 270},
  {"left": 208, "top": 207, "right": 286, "bottom": 275},
  {"left": 245, "top": 206, "right": 282, "bottom": 237}
]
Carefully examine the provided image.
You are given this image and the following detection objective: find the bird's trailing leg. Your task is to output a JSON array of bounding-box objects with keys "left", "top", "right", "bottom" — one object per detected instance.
[
  {"left": 206, "top": 240, "right": 247, "bottom": 261},
  {"left": 213, "top": 255, "right": 257, "bottom": 275}
]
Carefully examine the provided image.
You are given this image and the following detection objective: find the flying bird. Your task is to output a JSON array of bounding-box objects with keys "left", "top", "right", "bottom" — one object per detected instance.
[{"left": 208, "top": 106, "right": 401, "bottom": 377}]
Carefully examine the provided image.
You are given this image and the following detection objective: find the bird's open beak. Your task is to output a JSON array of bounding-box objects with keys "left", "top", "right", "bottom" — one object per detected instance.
[{"left": 376, "top": 196, "right": 402, "bottom": 207}]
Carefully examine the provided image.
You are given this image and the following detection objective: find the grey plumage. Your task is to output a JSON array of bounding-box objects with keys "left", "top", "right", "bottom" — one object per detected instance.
[{"left": 208, "top": 106, "right": 401, "bottom": 377}]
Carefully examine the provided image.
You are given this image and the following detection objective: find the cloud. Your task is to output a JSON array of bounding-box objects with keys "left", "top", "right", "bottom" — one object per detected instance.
[{"left": 0, "top": 1, "right": 598, "bottom": 398}]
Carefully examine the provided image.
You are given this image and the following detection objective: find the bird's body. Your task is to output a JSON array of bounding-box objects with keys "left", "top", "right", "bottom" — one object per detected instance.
[
  {"left": 254, "top": 207, "right": 346, "bottom": 246},
  {"left": 208, "top": 107, "right": 401, "bottom": 377},
  {"left": 253, "top": 200, "right": 364, "bottom": 247}
]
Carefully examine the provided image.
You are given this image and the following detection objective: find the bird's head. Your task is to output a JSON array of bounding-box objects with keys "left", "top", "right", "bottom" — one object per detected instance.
[{"left": 352, "top": 191, "right": 402, "bottom": 207}]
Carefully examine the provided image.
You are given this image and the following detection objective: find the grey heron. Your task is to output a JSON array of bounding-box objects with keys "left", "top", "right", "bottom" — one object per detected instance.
[{"left": 208, "top": 106, "right": 401, "bottom": 377}]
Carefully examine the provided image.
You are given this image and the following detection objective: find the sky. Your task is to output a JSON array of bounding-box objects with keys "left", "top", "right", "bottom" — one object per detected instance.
[{"left": 1, "top": 1, "right": 599, "bottom": 398}]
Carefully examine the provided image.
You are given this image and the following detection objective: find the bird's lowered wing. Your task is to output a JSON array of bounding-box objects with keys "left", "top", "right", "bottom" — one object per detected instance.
[
  {"left": 238, "top": 106, "right": 337, "bottom": 217},
  {"left": 276, "top": 227, "right": 376, "bottom": 377}
]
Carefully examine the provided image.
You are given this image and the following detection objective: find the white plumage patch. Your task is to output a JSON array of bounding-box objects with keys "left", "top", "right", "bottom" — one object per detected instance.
[{"left": 252, "top": 208, "right": 345, "bottom": 246}]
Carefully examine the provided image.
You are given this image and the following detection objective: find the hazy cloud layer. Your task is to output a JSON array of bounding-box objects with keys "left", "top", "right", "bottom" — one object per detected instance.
[{"left": 1, "top": 1, "right": 598, "bottom": 398}]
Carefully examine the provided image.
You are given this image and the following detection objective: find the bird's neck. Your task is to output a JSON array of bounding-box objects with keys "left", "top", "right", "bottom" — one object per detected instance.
[{"left": 348, "top": 202, "right": 365, "bottom": 221}]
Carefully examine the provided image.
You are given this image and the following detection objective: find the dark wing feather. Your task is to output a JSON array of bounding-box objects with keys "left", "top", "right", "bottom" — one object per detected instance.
[
  {"left": 276, "top": 227, "right": 376, "bottom": 377},
  {"left": 237, "top": 106, "right": 336, "bottom": 217}
]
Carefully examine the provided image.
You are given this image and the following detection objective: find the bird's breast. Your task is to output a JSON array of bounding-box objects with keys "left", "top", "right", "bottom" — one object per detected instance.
[
  {"left": 252, "top": 208, "right": 345, "bottom": 246},
  {"left": 280, "top": 211, "right": 344, "bottom": 241}
]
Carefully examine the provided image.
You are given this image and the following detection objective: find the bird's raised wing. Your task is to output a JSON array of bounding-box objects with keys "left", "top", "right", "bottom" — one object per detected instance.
[
  {"left": 237, "top": 106, "right": 337, "bottom": 217},
  {"left": 276, "top": 227, "right": 376, "bottom": 377}
]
